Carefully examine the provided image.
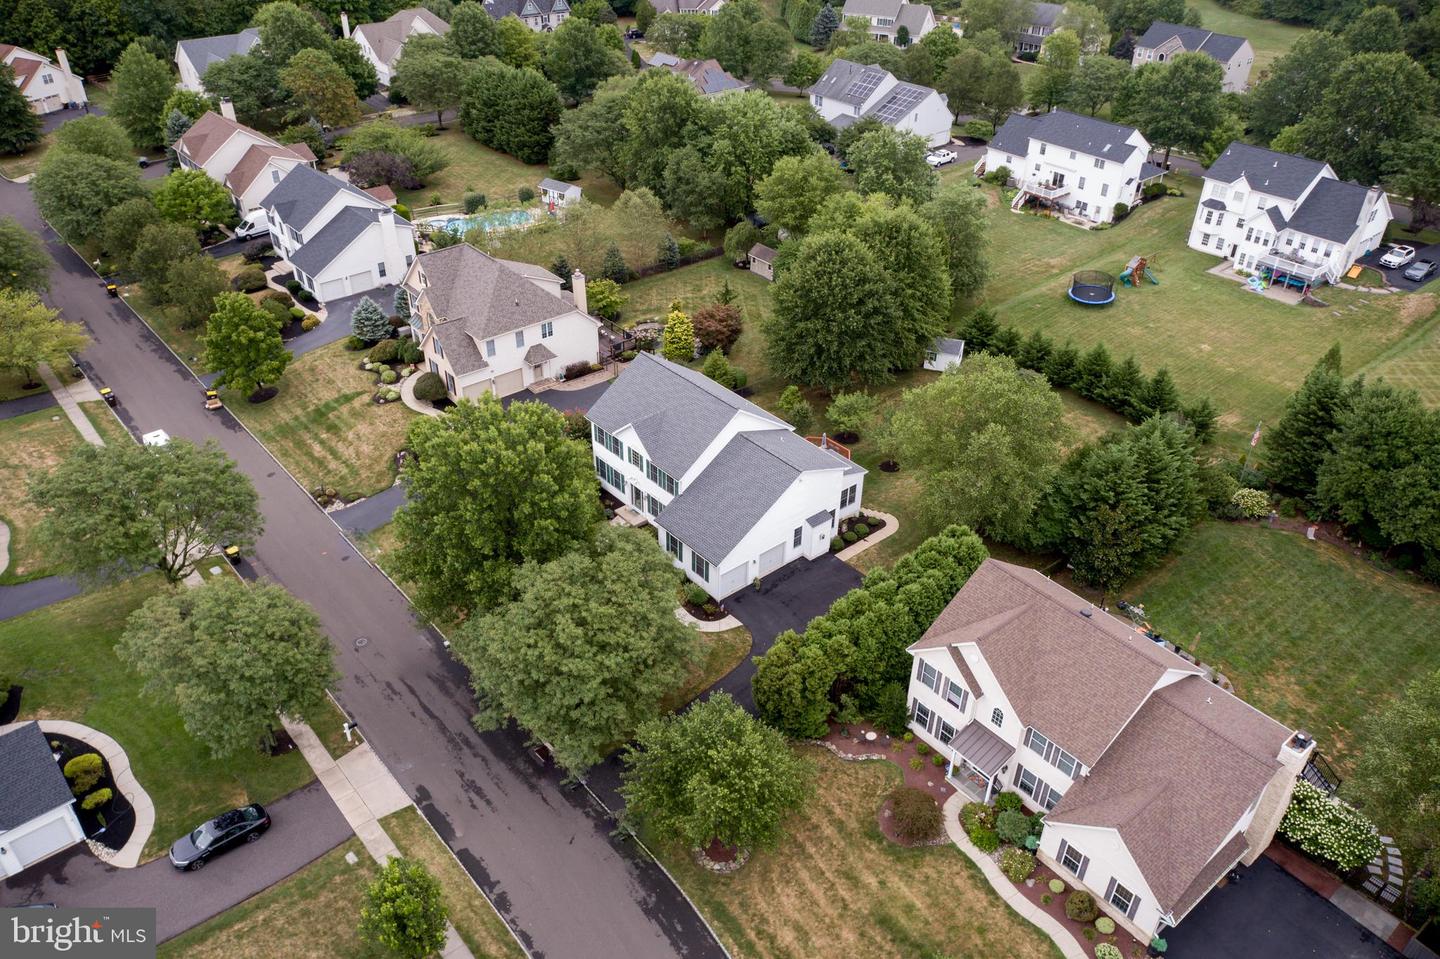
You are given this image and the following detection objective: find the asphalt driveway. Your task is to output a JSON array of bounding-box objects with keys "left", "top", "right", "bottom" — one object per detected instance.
[
  {"left": 503, "top": 380, "right": 611, "bottom": 413},
  {"left": 0, "top": 781, "right": 351, "bottom": 943},
  {"left": 1166, "top": 857, "right": 1401, "bottom": 959},
  {"left": 1356, "top": 242, "right": 1440, "bottom": 291}
]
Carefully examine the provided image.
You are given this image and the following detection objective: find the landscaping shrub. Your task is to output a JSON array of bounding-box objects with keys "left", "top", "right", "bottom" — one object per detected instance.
[
  {"left": 826, "top": 392, "right": 878, "bottom": 438},
  {"left": 1049, "top": 878, "right": 1066, "bottom": 894},
  {"left": 683, "top": 583, "right": 709, "bottom": 607},
  {"left": 560, "top": 408, "right": 590, "bottom": 440},
  {"left": 777, "top": 385, "right": 813, "bottom": 433},
  {"left": 1231, "top": 487, "right": 1271, "bottom": 518},
  {"left": 285, "top": 278, "right": 302, "bottom": 294},
  {"left": 700, "top": 350, "right": 738, "bottom": 390},
  {"left": 462, "top": 192, "right": 487, "bottom": 214},
  {"left": 914, "top": 741, "right": 929, "bottom": 755},
  {"left": 345, "top": 335, "right": 368, "bottom": 351},
  {"left": 909, "top": 756, "right": 924, "bottom": 770},
  {"left": 1041, "top": 893, "right": 1052, "bottom": 904},
  {"left": 619, "top": 350, "right": 637, "bottom": 362},
  {"left": 1095, "top": 917, "right": 1115, "bottom": 934},
  {"left": 1278, "top": 779, "right": 1382, "bottom": 870},
  {"left": 854, "top": 523, "right": 870, "bottom": 536},
  {"left": 1083, "top": 927, "right": 1097, "bottom": 941},
  {"left": 1113, "top": 202, "right": 1130, "bottom": 220},
  {"left": 999, "top": 847, "right": 1036, "bottom": 883},
  {"left": 393, "top": 202, "right": 411, "bottom": 220},
  {"left": 242, "top": 241, "right": 271, "bottom": 263},
  {"left": 693, "top": 303, "right": 743, "bottom": 352},
  {"left": 289, "top": 306, "right": 305, "bottom": 321},
  {"left": 563, "top": 360, "right": 592, "bottom": 381},
  {"left": 260, "top": 298, "right": 291, "bottom": 326},
  {"left": 1095, "top": 944, "right": 1122, "bottom": 959},
  {"left": 983, "top": 165, "right": 1011, "bottom": 185},
  {"left": 232, "top": 265, "right": 267, "bottom": 292},
  {"left": 968, "top": 826, "right": 1000, "bottom": 853},
  {"left": 931, "top": 753, "right": 945, "bottom": 766},
  {"left": 518, "top": 186, "right": 535, "bottom": 203},
  {"left": 81, "top": 788, "right": 113, "bottom": 811},
  {"left": 889, "top": 786, "right": 942, "bottom": 842},
  {"left": 830, "top": 536, "right": 844, "bottom": 551},
  {"left": 64, "top": 754, "right": 104, "bottom": 795},
  {"left": 412, "top": 371, "right": 448, "bottom": 403},
  {"left": 262, "top": 289, "right": 294, "bottom": 308},
  {"left": 994, "top": 791, "right": 1024, "bottom": 813},
  {"left": 996, "top": 809, "right": 1031, "bottom": 845},
  {"left": 843, "top": 530, "right": 858, "bottom": 543},
  {"left": 960, "top": 801, "right": 995, "bottom": 833},
  {"left": 962, "top": 119, "right": 994, "bottom": 140},
  {"left": 368, "top": 339, "right": 400, "bottom": 363},
  {"left": 1065, "top": 891, "right": 1100, "bottom": 923},
  {"left": 380, "top": 369, "right": 398, "bottom": 384},
  {"left": 397, "top": 339, "right": 423, "bottom": 364},
  {"left": 346, "top": 150, "right": 422, "bottom": 190},
  {"left": 871, "top": 681, "right": 909, "bottom": 734}
]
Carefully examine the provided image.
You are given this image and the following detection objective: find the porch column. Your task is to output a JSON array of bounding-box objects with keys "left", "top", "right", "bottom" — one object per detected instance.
[{"left": 983, "top": 773, "right": 996, "bottom": 804}]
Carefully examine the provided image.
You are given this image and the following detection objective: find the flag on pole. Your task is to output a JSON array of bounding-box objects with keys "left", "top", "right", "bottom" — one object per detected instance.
[{"left": 1250, "top": 423, "right": 1263, "bottom": 447}]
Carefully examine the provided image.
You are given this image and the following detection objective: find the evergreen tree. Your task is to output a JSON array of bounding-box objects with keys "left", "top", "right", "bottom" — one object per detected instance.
[
  {"left": 1265, "top": 344, "right": 1348, "bottom": 497},
  {"left": 110, "top": 41, "right": 176, "bottom": 149},
  {"left": 810, "top": 3, "right": 840, "bottom": 48},
  {"left": 956, "top": 308, "right": 999, "bottom": 353},
  {"left": 551, "top": 254, "right": 572, "bottom": 289},
  {"left": 1106, "top": 355, "right": 1149, "bottom": 419},
  {"left": 661, "top": 307, "right": 694, "bottom": 362},
  {"left": 350, "top": 296, "right": 392, "bottom": 342},
  {"left": 659, "top": 234, "right": 681, "bottom": 271},
  {"left": 1182, "top": 396, "right": 1218, "bottom": 444},
  {"left": 1145, "top": 368, "right": 1181, "bottom": 415},
  {"left": 0, "top": 65, "right": 44, "bottom": 155},
  {"left": 392, "top": 287, "right": 411, "bottom": 323},
  {"left": 1045, "top": 341, "right": 1081, "bottom": 388},
  {"left": 163, "top": 110, "right": 194, "bottom": 170},
  {"left": 601, "top": 243, "right": 630, "bottom": 283},
  {"left": 1074, "top": 343, "right": 1114, "bottom": 400},
  {"left": 1017, "top": 330, "right": 1053, "bottom": 373}
]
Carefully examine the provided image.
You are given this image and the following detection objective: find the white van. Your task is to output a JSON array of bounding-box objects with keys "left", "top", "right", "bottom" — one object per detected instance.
[{"left": 235, "top": 210, "right": 271, "bottom": 241}]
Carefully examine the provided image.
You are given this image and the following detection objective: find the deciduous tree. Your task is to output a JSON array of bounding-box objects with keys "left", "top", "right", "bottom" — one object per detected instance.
[
  {"left": 280, "top": 48, "right": 361, "bottom": 127},
  {"left": 847, "top": 125, "right": 936, "bottom": 204},
  {"left": 130, "top": 221, "right": 201, "bottom": 290},
  {"left": 110, "top": 41, "right": 174, "bottom": 149},
  {"left": 0, "top": 217, "right": 50, "bottom": 293},
  {"left": 1025, "top": 28, "right": 1080, "bottom": 111},
  {"left": 1065, "top": 53, "right": 1129, "bottom": 115},
  {"left": 1346, "top": 668, "right": 1440, "bottom": 870},
  {"left": 460, "top": 61, "right": 564, "bottom": 163},
  {"left": 920, "top": 183, "right": 989, "bottom": 301},
  {"left": 52, "top": 115, "right": 133, "bottom": 162},
  {"left": 496, "top": 13, "right": 542, "bottom": 69},
  {"left": 255, "top": 0, "right": 333, "bottom": 68},
  {"left": 1120, "top": 52, "right": 1223, "bottom": 166},
  {"left": 393, "top": 44, "right": 466, "bottom": 128},
  {"left": 359, "top": 857, "right": 450, "bottom": 959},
  {"left": 1247, "top": 31, "right": 1348, "bottom": 142},
  {"left": 452, "top": 526, "right": 693, "bottom": 772},
  {"left": 754, "top": 151, "right": 845, "bottom": 234},
  {"left": 30, "top": 437, "right": 262, "bottom": 585},
  {"left": 0, "top": 289, "right": 88, "bottom": 387},
  {"left": 201, "top": 53, "right": 285, "bottom": 128},
  {"left": 0, "top": 65, "right": 43, "bottom": 155},
  {"left": 31, "top": 150, "right": 146, "bottom": 244},
  {"left": 392, "top": 396, "right": 599, "bottom": 619},
  {"left": 329, "top": 38, "right": 380, "bottom": 99},
  {"left": 153, "top": 169, "right": 238, "bottom": 230},
  {"left": 1343, "top": 6, "right": 1404, "bottom": 54},
  {"left": 544, "top": 17, "right": 629, "bottom": 103},
  {"left": 204, "top": 292, "right": 294, "bottom": 399},
  {"left": 163, "top": 256, "right": 228, "bottom": 330},
  {"left": 117, "top": 579, "right": 335, "bottom": 756},
  {"left": 449, "top": 0, "right": 502, "bottom": 58}
]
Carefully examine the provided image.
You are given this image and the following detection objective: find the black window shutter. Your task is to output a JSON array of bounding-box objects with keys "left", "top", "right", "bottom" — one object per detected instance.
[
  {"left": 1013, "top": 763, "right": 1025, "bottom": 786},
  {"left": 915, "top": 659, "right": 924, "bottom": 682},
  {"left": 1127, "top": 895, "right": 1141, "bottom": 920},
  {"left": 1104, "top": 877, "right": 1117, "bottom": 902},
  {"left": 1078, "top": 855, "right": 1090, "bottom": 880},
  {"left": 1056, "top": 838, "right": 1070, "bottom": 866}
]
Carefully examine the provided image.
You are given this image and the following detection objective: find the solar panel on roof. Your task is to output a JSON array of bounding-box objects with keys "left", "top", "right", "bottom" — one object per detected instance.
[
  {"left": 845, "top": 69, "right": 886, "bottom": 102},
  {"left": 871, "top": 86, "right": 925, "bottom": 124}
]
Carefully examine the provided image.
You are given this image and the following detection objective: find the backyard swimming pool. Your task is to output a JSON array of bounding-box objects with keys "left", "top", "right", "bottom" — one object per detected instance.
[{"left": 423, "top": 208, "right": 538, "bottom": 235}]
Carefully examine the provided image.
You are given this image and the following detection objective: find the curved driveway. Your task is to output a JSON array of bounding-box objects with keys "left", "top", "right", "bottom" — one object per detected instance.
[{"left": 0, "top": 176, "right": 725, "bottom": 959}]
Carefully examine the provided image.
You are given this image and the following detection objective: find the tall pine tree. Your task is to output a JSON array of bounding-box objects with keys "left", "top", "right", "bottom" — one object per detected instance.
[
  {"left": 350, "top": 296, "right": 392, "bottom": 342},
  {"left": 810, "top": 4, "right": 840, "bottom": 48},
  {"left": 1265, "top": 344, "right": 1348, "bottom": 497}
]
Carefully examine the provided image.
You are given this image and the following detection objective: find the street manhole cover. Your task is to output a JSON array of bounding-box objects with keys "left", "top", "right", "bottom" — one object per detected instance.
[{"left": 354, "top": 636, "right": 369, "bottom": 650}]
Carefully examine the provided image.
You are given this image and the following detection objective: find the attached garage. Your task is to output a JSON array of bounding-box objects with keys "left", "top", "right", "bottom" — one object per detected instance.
[
  {"left": 718, "top": 562, "right": 750, "bottom": 597},
  {"left": 318, "top": 277, "right": 347, "bottom": 301},
  {"left": 8, "top": 816, "right": 78, "bottom": 869},
  {"left": 0, "top": 723, "right": 85, "bottom": 879},
  {"left": 757, "top": 542, "right": 787, "bottom": 578},
  {"left": 343, "top": 269, "right": 373, "bottom": 294},
  {"left": 492, "top": 369, "right": 525, "bottom": 397}
]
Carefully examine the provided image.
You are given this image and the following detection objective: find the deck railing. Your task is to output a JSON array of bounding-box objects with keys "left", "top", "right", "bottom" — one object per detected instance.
[{"left": 806, "top": 434, "right": 851, "bottom": 459}]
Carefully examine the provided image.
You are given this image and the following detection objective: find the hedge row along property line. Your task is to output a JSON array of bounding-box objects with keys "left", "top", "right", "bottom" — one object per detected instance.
[{"left": 753, "top": 525, "right": 990, "bottom": 739}]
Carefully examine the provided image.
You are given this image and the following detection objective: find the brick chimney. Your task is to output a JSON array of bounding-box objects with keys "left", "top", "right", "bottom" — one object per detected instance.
[
  {"left": 219, "top": 96, "right": 236, "bottom": 122},
  {"left": 341, "top": 11, "right": 351, "bottom": 38},
  {"left": 572, "top": 270, "right": 587, "bottom": 315},
  {"left": 54, "top": 49, "right": 72, "bottom": 77}
]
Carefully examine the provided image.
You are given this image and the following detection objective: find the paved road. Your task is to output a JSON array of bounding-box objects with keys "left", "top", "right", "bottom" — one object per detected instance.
[
  {"left": 2, "top": 177, "right": 724, "bottom": 959},
  {"left": 0, "top": 782, "right": 351, "bottom": 943}
]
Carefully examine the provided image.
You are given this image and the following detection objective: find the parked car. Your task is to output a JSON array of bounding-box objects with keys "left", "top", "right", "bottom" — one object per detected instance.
[
  {"left": 925, "top": 149, "right": 957, "bottom": 168},
  {"left": 624, "top": 28, "right": 644, "bottom": 39},
  {"left": 169, "top": 804, "right": 270, "bottom": 871},
  {"left": 1403, "top": 259, "right": 1437, "bottom": 282},
  {"left": 1380, "top": 244, "right": 1416, "bottom": 268}
]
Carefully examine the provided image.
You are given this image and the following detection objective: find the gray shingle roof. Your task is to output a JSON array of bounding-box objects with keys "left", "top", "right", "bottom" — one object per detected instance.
[
  {"left": 806, "top": 510, "right": 832, "bottom": 527},
  {"left": 260, "top": 165, "right": 379, "bottom": 231},
  {"left": 991, "top": 110, "right": 1140, "bottom": 163},
  {"left": 1284, "top": 178, "right": 1374, "bottom": 244},
  {"left": 0, "top": 722, "right": 74, "bottom": 830},
  {"left": 524, "top": 342, "right": 556, "bottom": 364},
  {"left": 1204, "top": 141, "right": 1329, "bottom": 200},
  {"left": 431, "top": 319, "right": 487, "bottom": 375},
  {"left": 1201, "top": 197, "right": 1225, "bottom": 210},
  {"left": 842, "top": 0, "right": 902, "bottom": 17},
  {"left": 538, "top": 178, "right": 579, "bottom": 195},
  {"left": 587, "top": 352, "right": 787, "bottom": 478},
  {"left": 933, "top": 336, "right": 965, "bottom": 355},
  {"left": 481, "top": 0, "right": 569, "bottom": 18},
  {"left": 808, "top": 59, "right": 892, "bottom": 107},
  {"left": 288, "top": 206, "right": 381, "bottom": 276},
  {"left": 748, "top": 243, "right": 776, "bottom": 263},
  {"left": 1136, "top": 21, "right": 1248, "bottom": 62},
  {"left": 1029, "top": 1, "right": 1064, "bottom": 26},
  {"left": 176, "top": 29, "right": 260, "bottom": 77},
  {"left": 1265, "top": 206, "right": 1288, "bottom": 230},
  {"left": 415, "top": 243, "right": 574, "bottom": 355},
  {"left": 896, "top": 3, "right": 933, "bottom": 32}
]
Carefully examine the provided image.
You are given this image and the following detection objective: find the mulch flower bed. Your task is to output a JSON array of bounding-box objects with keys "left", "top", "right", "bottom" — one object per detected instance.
[
  {"left": 680, "top": 596, "right": 728, "bottom": 621},
  {"left": 879, "top": 460, "right": 900, "bottom": 473},
  {"left": 1012, "top": 859, "right": 1148, "bottom": 958},
  {"left": 49, "top": 732, "right": 134, "bottom": 853},
  {"left": 820, "top": 723, "right": 954, "bottom": 807}
]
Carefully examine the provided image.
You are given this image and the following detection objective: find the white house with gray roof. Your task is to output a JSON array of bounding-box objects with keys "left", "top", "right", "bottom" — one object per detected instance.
[
  {"left": 345, "top": 7, "right": 450, "bottom": 86},
  {"left": 402, "top": 243, "right": 600, "bottom": 399},
  {"left": 1017, "top": 1, "right": 1064, "bottom": 53},
  {"left": 1133, "top": 21, "right": 1254, "bottom": 92},
  {"left": 1188, "top": 142, "right": 1391, "bottom": 286},
  {"left": 480, "top": 0, "right": 575, "bottom": 30},
  {"left": 807, "top": 59, "right": 952, "bottom": 147},
  {"left": 175, "top": 28, "right": 260, "bottom": 93},
  {"left": 983, "top": 109, "right": 1163, "bottom": 225},
  {"left": 588, "top": 353, "right": 864, "bottom": 600},
  {"left": 259, "top": 164, "right": 416, "bottom": 303},
  {"left": 0, "top": 722, "right": 86, "bottom": 878},
  {"left": 908, "top": 560, "right": 1314, "bottom": 943},
  {"left": 841, "top": 0, "right": 936, "bottom": 45}
]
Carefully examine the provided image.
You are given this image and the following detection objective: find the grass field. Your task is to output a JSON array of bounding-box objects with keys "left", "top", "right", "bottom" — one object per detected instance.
[
  {"left": 663, "top": 625, "right": 752, "bottom": 713},
  {"left": 0, "top": 370, "right": 47, "bottom": 402},
  {"left": 982, "top": 176, "right": 1440, "bottom": 453},
  {"left": 0, "top": 406, "right": 100, "bottom": 581},
  {"left": 1132, "top": 522, "right": 1440, "bottom": 769},
  {"left": 0, "top": 578, "right": 314, "bottom": 860},
  {"left": 1188, "top": 0, "right": 1311, "bottom": 77},
  {"left": 82, "top": 398, "right": 135, "bottom": 447},
  {"left": 652, "top": 747, "right": 1062, "bottom": 959},
  {"left": 395, "top": 127, "right": 621, "bottom": 211},
  {"left": 225, "top": 340, "right": 416, "bottom": 499}
]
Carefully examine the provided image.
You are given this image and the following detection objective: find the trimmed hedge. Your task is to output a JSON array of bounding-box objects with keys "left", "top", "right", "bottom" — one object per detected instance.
[
  {"left": 64, "top": 753, "right": 104, "bottom": 795},
  {"left": 412, "top": 371, "right": 448, "bottom": 402},
  {"left": 1066, "top": 891, "right": 1099, "bottom": 923},
  {"left": 1279, "top": 779, "right": 1382, "bottom": 870}
]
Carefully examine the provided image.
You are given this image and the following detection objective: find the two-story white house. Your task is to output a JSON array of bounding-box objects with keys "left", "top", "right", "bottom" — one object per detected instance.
[
  {"left": 983, "top": 110, "right": 1164, "bottom": 225},
  {"left": 1132, "top": 22, "right": 1254, "bottom": 92},
  {"left": 1, "top": 45, "right": 86, "bottom": 113},
  {"left": 840, "top": 0, "right": 936, "bottom": 45},
  {"left": 480, "top": 0, "right": 575, "bottom": 31},
  {"left": 808, "top": 59, "right": 952, "bottom": 147},
  {"left": 174, "top": 29, "right": 261, "bottom": 93},
  {"left": 403, "top": 243, "right": 601, "bottom": 399},
  {"left": 259, "top": 164, "right": 416, "bottom": 302},
  {"left": 0, "top": 722, "right": 86, "bottom": 879},
  {"left": 1016, "top": 1, "right": 1064, "bottom": 53},
  {"left": 345, "top": 7, "right": 450, "bottom": 86},
  {"left": 1189, "top": 142, "right": 1392, "bottom": 287},
  {"left": 173, "top": 105, "right": 317, "bottom": 213},
  {"left": 588, "top": 353, "right": 865, "bottom": 600},
  {"left": 907, "top": 560, "right": 1315, "bottom": 945}
]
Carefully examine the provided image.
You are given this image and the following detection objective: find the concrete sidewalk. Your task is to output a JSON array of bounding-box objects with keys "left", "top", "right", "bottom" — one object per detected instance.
[{"left": 38, "top": 363, "right": 103, "bottom": 445}]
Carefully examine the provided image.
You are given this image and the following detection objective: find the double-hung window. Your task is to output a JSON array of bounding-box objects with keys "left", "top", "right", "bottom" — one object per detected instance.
[
  {"left": 990, "top": 707, "right": 1004, "bottom": 728},
  {"left": 629, "top": 449, "right": 643, "bottom": 469},
  {"left": 593, "top": 424, "right": 623, "bottom": 458},
  {"left": 541, "top": 321, "right": 554, "bottom": 338},
  {"left": 912, "top": 700, "right": 933, "bottom": 730},
  {"left": 486, "top": 339, "right": 496, "bottom": 357},
  {"left": 1060, "top": 842, "right": 1085, "bottom": 876},
  {"left": 1026, "top": 727, "right": 1050, "bottom": 757},
  {"left": 840, "top": 484, "right": 857, "bottom": 509},
  {"left": 647, "top": 462, "right": 678, "bottom": 495},
  {"left": 665, "top": 532, "right": 683, "bottom": 561},
  {"left": 917, "top": 660, "right": 942, "bottom": 693},
  {"left": 792, "top": 526, "right": 802, "bottom": 548},
  {"left": 1108, "top": 881, "right": 1136, "bottom": 916},
  {"left": 594, "top": 456, "right": 623, "bottom": 491},
  {"left": 646, "top": 493, "right": 662, "bottom": 516},
  {"left": 515, "top": 330, "right": 525, "bottom": 347},
  {"left": 1015, "top": 764, "right": 1038, "bottom": 797},
  {"left": 936, "top": 718, "right": 957, "bottom": 744},
  {"left": 690, "top": 552, "right": 710, "bottom": 580},
  {"left": 944, "top": 679, "right": 968, "bottom": 711},
  {"left": 1093, "top": 158, "right": 1104, "bottom": 170}
]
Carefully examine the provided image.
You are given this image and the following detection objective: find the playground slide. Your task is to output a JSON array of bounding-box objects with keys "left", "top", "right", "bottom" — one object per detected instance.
[{"left": 1143, "top": 268, "right": 1159, "bottom": 285}]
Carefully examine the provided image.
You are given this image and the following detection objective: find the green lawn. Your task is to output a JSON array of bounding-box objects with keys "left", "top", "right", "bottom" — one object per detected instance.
[
  {"left": 1132, "top": 522, "right": 1440, "bottom": 770},
  {"left": 0, "top": 370, "right": 46, "bottom": 402},
  {"left": 0, "top": 578, "right": 314, "bottom": 860},
  {"left": 0, "top": 406, "right": 103, "bottom": 582},
  {"left": 982, "top": 176, "right": 1440, "bottom": 453},
  {"left": 1188, "top": 0, "right": 1311, "bottom": 77},
  {"left": 395, "top": 127, "right": 622, "bottom": 211}
]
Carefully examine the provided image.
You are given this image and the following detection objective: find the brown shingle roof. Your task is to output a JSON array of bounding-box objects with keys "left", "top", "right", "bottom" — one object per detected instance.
[
  {"left": 1169, "top": 831, "right": 1249, "bottom": 921},
  {"left": 224, "top": 142, "right": 314, "bottom": 196},
  {"left": 910, "top": 560, "right": 1196, "bottom": 765},
  {"left": 177, "top": 111, "right": 266, "bottom": 166},
  {"left": 944, "top": 646, "right": 983, "bottom": 699},
  {"left": 415, "top": 244, "right": 572, "bottom": 364}
]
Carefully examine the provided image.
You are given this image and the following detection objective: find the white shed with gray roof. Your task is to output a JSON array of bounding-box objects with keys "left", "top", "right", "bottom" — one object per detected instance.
[
  {"left": 589, "top": 353, "right": 865, "bottom": 599},
  {"left": 0, "top": 722, "right": 85, "bottom": 878}
]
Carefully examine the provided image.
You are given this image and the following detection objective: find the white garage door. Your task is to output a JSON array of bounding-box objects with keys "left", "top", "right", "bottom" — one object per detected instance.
[
  {"left": 319, "top": 278, "right": 347, "bottom": 301},
  {"left": 719, "top": 563, "right": 749, "bottom": 597},
  {"left": 8, "top": 817, "right": 76, "bottom": 871},
  {"left": 493, "top": 369, "right": 525, "bottom": 397},
  {"left": 757, "top": 542, "right": 786, "bottom": 578},
  {"left": 344, "top": 270, "right": 373, "bottom": 294}
]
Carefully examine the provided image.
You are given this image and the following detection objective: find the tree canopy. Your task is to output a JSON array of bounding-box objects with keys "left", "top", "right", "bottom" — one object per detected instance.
[
  {"left": 52, "top": 115, "right": 133, "bottom": 162},
  {"left": 280, "top": 48, "right": 361, "bottom": 128},
  {"left": 0, "top": 289, "right": 88, "bottom": 385},
  {"left": 109, "top": 40, "right": 175, "bottom": 149},
  {"left": 153, "top": 169, "right": 238, "bottom": 231},
  {"left": 0, "top": 217, "right": 50, "bottom": 293},
  {"left": 461, "top": 60, "right": 564, "bottom": 164},
  {"left": 0, "top": 64, "right": 43, "bottom": 155},
  {"left": 205, "top": 292, "right": 293, "bottom": 398},
  {"left": 31, "top": 150, "right": 146, "bottom": 243},
  {"left": 359, "top": 857, "right": 450, "bottom": 959},
  {"left": 846, "top": 126, "right": 937, "bottom": 205}
]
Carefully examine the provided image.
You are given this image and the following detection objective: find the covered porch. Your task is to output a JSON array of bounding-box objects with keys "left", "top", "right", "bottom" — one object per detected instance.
[{"left": 943, "top": 720, "right": 1015, "bottom": 805}]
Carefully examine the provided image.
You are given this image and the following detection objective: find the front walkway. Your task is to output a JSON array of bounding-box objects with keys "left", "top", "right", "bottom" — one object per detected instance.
[
  {"left": 400, "top": 367, "right": 443, "bottom": 417},
  {"left": 38, "top": 363, "right": 102, "bottom": 445}
]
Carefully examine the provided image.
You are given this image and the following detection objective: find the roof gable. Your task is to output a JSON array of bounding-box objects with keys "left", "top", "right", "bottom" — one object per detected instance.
[
  {"left": 992, "top": 110, "right": 1142, "bottom": 163},
  {"left": 415, "top": 243, "right": 574, "bottom": 349},
  {"left": 260, "top": 164, "right": 382, "bottom": 229},
  {"left": 808, "top": 58, "right": 893, "bottom": 106},
  {"left": 1284, "top": 177, "right": 1375, "bottom": 244},
  {"left": 1204, "top": 141, "right": 1329, "bottom": 200},
  {"left": 1137, "top": 21, "right": 1247, "bottom": 62},
  {"left": 176, "top": 28, "right": 261, "bottom": 75}
]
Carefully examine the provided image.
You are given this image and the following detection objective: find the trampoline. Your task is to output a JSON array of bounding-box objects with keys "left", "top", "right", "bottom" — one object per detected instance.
[{"left": 1068, "top": 270, "right": 1116, "bottom": 305}]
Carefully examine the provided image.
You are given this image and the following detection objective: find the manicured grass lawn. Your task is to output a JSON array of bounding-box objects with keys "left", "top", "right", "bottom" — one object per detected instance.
[
  {"left": 0, "top": 132, "right": 55, "bottom": 179},
  {"left": 0, "top": 370, "right": 47, "bottom": 402},
  {"left": 1188, "top": 0, "right": 1311, "bottom": 76},
  {"left": 982, "top": 175, "right": 1439, "bottom": 453},
  {"left": 159, "top": 838, "right": 382, "bottom": 959},
  {"left": 0, "top": 406, "right": 100, "bottom": 581},
  {"left": 80, "top": 398, "right": 134, "bottom": 447},
  {"left": 297, "top": 693, "right": 361, "bottom": 761},
  {"left": 650, "top": 747, "right": 1063, "bottom": 959},
  {"left": 395, "top": 127, "right": 622, "bottom": 211},
  {"left": 0, "top": 578, "right": 314, "bottom": 860},
  {"left": 1132, "top": 522, "right": 1440, "bottom": 770},
  {"left": 1358, "top": 307, "right": 1440, "bottom": 409},
  {"left": 224, "top": 340, "right": 417, "bottom": 500},
  {"left": 663, "top": 625, "right": 752, "bottom": 713},
  {"left": 383, "top": 807, "right": 526, "bottom": 959}
]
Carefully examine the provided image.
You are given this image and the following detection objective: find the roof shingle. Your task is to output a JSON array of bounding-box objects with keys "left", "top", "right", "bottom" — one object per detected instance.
[{"left": 0, "top": 722, "right": 74, "bottom": 831}]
